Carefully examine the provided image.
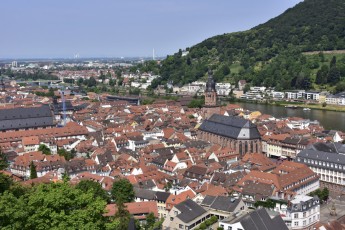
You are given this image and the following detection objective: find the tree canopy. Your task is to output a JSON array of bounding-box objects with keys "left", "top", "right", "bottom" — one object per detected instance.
[
  {"left": 0, "top": 182, "right": 108, "bottom": 230},
  {"left": 38, "top": 144, "right": 51, "bottom": 155},
  {"left": 76, "top": 179, "right": 110, "bottom": 202},
  {"left": 0, "top": 173, "right": 13, "bottom": 194},
  {"left": 0, "top": 150, "right": 9, "bottom": 170},
  {"left": 111, "top": 179, "right": 135, "bottom": 203},
  {"left": 29, "top": 161, "right": 37, "bottom": 180},
  {"left": 151, "top": 0, "right": 345, "bottom": 90}
]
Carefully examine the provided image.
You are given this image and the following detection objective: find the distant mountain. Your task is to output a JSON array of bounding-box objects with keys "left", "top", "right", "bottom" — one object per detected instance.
[{"left": 151, "top": 0, "right": 345, "bottom": 91}]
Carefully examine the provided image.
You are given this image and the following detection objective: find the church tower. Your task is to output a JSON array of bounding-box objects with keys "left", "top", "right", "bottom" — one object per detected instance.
[
  {"left": 204, "top": 70, "right": 217, "bottom": 106},
  {"left": 0, "top": 78, "right": 5, "bottom": 92}
]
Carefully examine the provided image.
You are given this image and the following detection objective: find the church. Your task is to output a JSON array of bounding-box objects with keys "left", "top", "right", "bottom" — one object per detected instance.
[{"left": 198, "top": 70, "right": 262, "bottom": 156}]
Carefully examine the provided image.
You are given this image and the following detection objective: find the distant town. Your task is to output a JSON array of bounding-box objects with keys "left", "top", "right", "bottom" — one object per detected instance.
[
  {"left": 0, "top": 58, "right": 345, "bottom": 229},
  {"left": 3, "top": 59, "right": 345, "bottom": 107}
]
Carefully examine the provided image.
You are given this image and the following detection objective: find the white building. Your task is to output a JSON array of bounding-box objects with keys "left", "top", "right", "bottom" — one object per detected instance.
[
  {"left": 286, "top": 119, "right": 310, "bottom": 130},
  {"left": 297, "top": 142, "right": 345, "bottom": 192},
  {"left": 250, "top": 86, "right": 266, "bottom": 92},
  {"left": 285, "top": 91, "right": 305, "bottom": 100},
  {"left": 304, "top": 91, "right": 320, "bottom": 101},
  {"left": 326, "top": 92, "right": 345, "bottom": 105},
  {"left": 271, "top": 91, "right": 285, "bottom": 99},
  {"left": 278, "top": 195, "right": 320, "bottom": 229},
  {"left": 216, "top": 83, "right": 232, "bottom": 96}
]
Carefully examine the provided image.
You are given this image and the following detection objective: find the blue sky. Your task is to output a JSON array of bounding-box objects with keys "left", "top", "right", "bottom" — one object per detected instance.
[{"left": 0, "top": 0, "right": 302, "bottom": 58}]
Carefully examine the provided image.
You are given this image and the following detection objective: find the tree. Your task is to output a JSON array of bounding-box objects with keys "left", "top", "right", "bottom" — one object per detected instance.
[
  {"left": 57, "top": 148, "right": 74, "bottom": 161},
  {"left": 38, "top": 144, "right": 51, "bottom": 155},
  {"left": 334, "top": 81, "right": 345, "bottom": 93},
  {"left": 321, "top": 187, "right": 329, "bottom": 201},
  {"left": 62, "top": 172, "right": 70, "bottom": 183},
  {"left": 29, "top": 161, "right": 37, "bottom": 179},
  {"left": 0, "top": 182, "right": 108, "bottom": 229},
  {"left": 76, "top": 180, "right": 109, "bottom": 202},
  {"left": 319, "top": 52, "right": 325, "bottom": 62},
  {"left": 327, "top": 67, "right": 341, "bottom": 85},
  {"left": 164, "top": 181, "right": 172, "bottom": 192},
  {"left": 0, "top": 173, "right": 13, "bottom": 194},
  {"left": 48, "top": 87, "right": 55, "bottom": 97},
  {"left": 77, "top": 78, "right": 84, "bottom": 86},
  {"left": 109, "top": 79, "right": 115, "bottom": 86},
  {"left": 243, "top": 84, "right": 251, "bottom": 93},
  {"left": 187, "top": 99, "right": 204, "bottom": 108},
  {"left": 315, "top": 66, "right": 328, "bottom": 85},
  {"left": 112, "top": 201, "right": 130, "bottom": 230},
  {"left": 87, "top": 77, "right": 97, "bottom": 87},
  {"left": 111, "top": 179, "right": 135, "bottom": 203},
  {"left": 222, "top": 65, "right": 231, "bottom": 76},
  {"left": 330, "top": 56, "right": 337, "bottom": 69},
  {"left": 145, "top": 212, "right": 156, "bottom": 230},
  {"left": 0, "top": 150, "right": 8, "bottom": 170},
  {"left": 309, "top": 188, "right": 329, "bottom": 202}
]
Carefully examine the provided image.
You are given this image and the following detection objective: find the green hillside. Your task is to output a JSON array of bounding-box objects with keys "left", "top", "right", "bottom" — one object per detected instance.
[{"left": 151, "top": 0, "right": 345, "bottom": 91}]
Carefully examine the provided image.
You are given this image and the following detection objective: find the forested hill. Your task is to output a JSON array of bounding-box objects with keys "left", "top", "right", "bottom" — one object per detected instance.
[{"left": 151, "top": 0, "right": 345, "bottom": 91}]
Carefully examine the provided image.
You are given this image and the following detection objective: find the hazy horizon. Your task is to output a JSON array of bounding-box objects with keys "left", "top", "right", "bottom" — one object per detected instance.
[{"left": 1, "top": 0, "right": 302, "bottom": 59}]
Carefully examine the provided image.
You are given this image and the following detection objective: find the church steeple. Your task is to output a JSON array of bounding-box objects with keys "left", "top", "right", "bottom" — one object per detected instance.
[
  {"left": 205, "top": 70, "right": 217, "bottom": 106},
  {"left": 0, "top": 78, "right": 5, "bottom": 92}
]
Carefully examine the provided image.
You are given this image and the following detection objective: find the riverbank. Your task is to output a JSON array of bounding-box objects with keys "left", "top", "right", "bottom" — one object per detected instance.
[
  {"left": 233, "top": 101, "right": 345, "bottom": 131},
  {"left": 279, "top": 103, "right": 345, "bottom": 112},
  {"left": 229, "top": 99, "right": 345, "bottom": 112}
]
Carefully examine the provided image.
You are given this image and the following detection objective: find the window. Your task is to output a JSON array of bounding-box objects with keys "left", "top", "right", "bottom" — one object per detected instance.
[
  {"left": 179, "top": 224, "right": 184, "bottom": 229},
  {"left": 294, "top": 213, "right": 298, "bottom": 219},
  {"left": 303, "top": 212, "right": 306, "bottom": 218},
  {"left": 303, "top": 220, "right": 306, "bottom": 226},
  {"left": 228, "top": 227, "right": 232, "bottom": 230},
  {"left": 294, "top": 221, "right": 299, "bottom": 226},
  {"left": 170, "top": 217, "right": 174, "bottom": 221}
]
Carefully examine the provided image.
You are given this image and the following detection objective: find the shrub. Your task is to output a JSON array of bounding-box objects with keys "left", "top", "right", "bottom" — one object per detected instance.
[{"left": 199, "top": 223, "right": 207, "bottom": 230}]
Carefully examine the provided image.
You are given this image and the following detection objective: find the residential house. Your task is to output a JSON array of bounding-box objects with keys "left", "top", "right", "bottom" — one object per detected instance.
[
  {"left": 201, "top": 195, "right": 247, "bottom": 220},
  {"left": 162, "top": 199, "right": 210, "bottom": 230},
  {"left": 219, "top": 208, "right": 288, "bottom": 230}
]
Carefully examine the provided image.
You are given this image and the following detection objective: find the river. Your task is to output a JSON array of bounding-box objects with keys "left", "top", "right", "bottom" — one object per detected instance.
[{"left": 233, "top": 102, "right": 345, "bottom": 131}]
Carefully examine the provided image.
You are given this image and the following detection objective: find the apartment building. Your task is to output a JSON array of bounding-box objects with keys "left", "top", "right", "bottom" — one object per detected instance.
[{"left": 281, "top": 195, "right": 320, "bottom": 229}]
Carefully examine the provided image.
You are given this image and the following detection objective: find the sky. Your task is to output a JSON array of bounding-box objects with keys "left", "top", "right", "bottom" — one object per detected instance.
[{"left": 0, "top": 0, "right": 302, "bottom": 59}]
